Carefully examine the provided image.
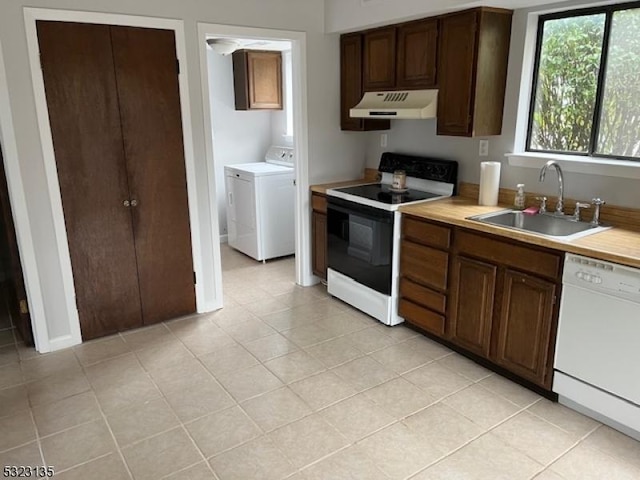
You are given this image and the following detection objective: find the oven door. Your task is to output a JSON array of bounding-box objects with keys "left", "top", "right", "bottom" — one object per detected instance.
[{"left": 327, "top": 197, "right": 394, "bottom": 295}]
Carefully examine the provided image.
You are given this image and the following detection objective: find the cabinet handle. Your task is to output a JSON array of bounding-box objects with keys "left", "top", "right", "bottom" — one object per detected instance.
[
  {"left": 131, "top": 199, "right": 138, "bottom": 207},
  {"left": 123, "top": 200, "right": 130, "bottom": 207},
  {"left": 228, "top": 192, "right": 233, "bottom": 206}
]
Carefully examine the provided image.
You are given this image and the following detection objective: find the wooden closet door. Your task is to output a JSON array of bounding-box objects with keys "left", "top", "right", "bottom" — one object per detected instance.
[
  {"left": 110, "top": 26, "right": 196, "bottom": 324},
  {"left": 37, "top": 21, "right": 143, "bottom": 339}
]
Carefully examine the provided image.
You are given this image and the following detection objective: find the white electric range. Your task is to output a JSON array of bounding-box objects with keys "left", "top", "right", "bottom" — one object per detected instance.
[{"left": 325, "top": 152, "right": 458, "bottom": 326}]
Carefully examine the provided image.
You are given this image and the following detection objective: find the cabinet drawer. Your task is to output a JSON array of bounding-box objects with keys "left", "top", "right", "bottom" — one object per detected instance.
[
  {"left": 399, "top": 298, "right": 445, "bottom": 336},
  {"left": 403, "top": 216, "right": 451, "bottom": 250},
  {"left": 400, "top": 277, "right": 446, "bottom": 314},
  {"left": 455, "top": 230, "right": 561, "bottom": 279},
  {"left": 311, "top": 193, "right": 327, "bottom": 213},
  {"left": 400, "top": 240, "right": 448, "bottom": 291}
]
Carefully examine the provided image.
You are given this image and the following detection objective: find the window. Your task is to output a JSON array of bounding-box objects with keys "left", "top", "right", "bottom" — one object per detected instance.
[{"left": 527, "top": 2, "right": 640, "bottom": 160}]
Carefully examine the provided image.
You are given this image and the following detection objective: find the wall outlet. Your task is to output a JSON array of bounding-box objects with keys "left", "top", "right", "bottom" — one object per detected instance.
[
  {"left": 380, "top": 133, "right": 388, "bottom": 148},
  {"left": 479, "top": 139, "right": 489, "bottom": 157}
]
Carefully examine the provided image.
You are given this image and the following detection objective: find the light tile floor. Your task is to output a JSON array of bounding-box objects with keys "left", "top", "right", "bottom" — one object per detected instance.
[{"left": 1, "top": 244, "right": 639, "bottom": 479}]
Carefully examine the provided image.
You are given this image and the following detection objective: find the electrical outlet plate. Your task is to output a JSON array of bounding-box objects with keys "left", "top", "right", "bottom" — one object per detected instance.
[
  {"left": 479, "top": 140, "right": 489, "bottom": 157},
  {"left": 380, "top": 133, "right": 388, "bottom": 148}
]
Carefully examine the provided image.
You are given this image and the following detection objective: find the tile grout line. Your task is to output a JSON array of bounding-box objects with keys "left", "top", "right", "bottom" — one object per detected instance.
[
  {"left": 10, "top": 254, "right": 634, "bottom": 480},
  {"left": 381, "top": 377, "right": 547, "bottom": 479},
  {"left": 74, "top": 348, "right": 135, "bottom": 480}
]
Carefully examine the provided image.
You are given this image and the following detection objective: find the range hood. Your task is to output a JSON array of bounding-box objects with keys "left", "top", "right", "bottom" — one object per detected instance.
[{"left": 350, "top": 89, "right": 438, "bottom": 119}]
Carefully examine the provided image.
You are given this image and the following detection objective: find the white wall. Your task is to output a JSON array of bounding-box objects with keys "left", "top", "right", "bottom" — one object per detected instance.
[
  {"left": 207, "top": 50, "right": 273, "bottom": 236},
  {"left": 271, "top": 50, "right": 293, "bottom": 147},
  {"left": 0, "top": 0, "right": 366, "bottom": 348},
  {"left": 363, "top": 0, "right": 640, "bottom": 208},
  {"left": 325, "top": 0, "right": 575, "bottom": 33}
]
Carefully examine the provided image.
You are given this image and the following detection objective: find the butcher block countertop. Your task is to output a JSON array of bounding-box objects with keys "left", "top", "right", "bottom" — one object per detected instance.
[{"left": 400, "top": 196, "right": 640, "bottom": 270}]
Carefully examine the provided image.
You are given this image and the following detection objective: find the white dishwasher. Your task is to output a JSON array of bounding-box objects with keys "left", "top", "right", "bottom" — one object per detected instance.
[{"left": 554, "top": 253, "right": 640, "bottom": 440}]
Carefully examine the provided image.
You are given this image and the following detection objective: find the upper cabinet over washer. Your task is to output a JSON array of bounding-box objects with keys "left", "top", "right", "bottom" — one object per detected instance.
[{"left": 233, "top": 49, "right": 283, "bottom": 110}]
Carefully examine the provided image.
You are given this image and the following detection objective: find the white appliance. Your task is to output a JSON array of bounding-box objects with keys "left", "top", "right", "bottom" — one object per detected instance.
[
  {"left": 554, "top": 253, "right": 640, "bottom": 441},
  {"left": 225, "top": 146, "right": 295, "bottom": 261},
  {"left": 326, "top": 152, "right": 458, "bottom": 326},
  {"left": 350, "top": 89, "right": 438, "bottom": 119}
]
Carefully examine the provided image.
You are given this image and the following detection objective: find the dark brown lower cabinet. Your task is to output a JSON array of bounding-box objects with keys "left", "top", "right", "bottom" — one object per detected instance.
[
  {"left": 312, "top": 211, "right": 327, "bottom": 280},
  {"left": 311, "top": 192, "right": 328, "bottom": 280},
  {"left": 400, "top": 215, "right": 562, "bottom": 391},
  {"left": 493, "top": 270, "right": 557, "bottom": 388},
  {"left": 449, "top": 256, "right": 496, "bottom": 357},
  {"left": 38, "top": 21, "right": 196, "bottom": 340},
  {"left": 398, "top": 216, "right": 451, "bottom": 337}
]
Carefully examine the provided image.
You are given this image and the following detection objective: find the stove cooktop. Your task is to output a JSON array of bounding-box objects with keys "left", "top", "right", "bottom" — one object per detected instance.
[{"left": 333, "top": 183, "right": 442, "bottom": 205}]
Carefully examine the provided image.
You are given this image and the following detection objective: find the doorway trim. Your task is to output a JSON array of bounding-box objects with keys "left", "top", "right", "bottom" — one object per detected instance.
[
  {"left": 0, "top": 38, "right": 50, "bottom": 352},
  {"left": 24, "top": 8, "right": 207, "bottom": 351},
  {"left": 196, "top": 22, "right": 311, "bottom": 305}
]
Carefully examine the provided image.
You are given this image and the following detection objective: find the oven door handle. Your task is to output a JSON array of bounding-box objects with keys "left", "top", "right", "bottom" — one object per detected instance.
[{"left": 327, "top": 199, "right": 394, "bottom": 224}]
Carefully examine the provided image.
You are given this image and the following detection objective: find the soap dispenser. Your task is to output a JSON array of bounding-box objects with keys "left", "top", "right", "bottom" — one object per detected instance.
[{"left": 514, "top": 184, "right": 526, "bottom": 210}]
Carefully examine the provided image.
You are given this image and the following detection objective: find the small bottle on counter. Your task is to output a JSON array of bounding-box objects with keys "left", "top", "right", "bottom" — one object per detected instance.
[{"left": 514, "top": 184, "right": 526, "bottom": 210}]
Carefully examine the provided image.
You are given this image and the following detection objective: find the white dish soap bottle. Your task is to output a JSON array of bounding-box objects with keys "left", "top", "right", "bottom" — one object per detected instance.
[{"left": 514, "top": 184, "right": 526, "bottom": 210}]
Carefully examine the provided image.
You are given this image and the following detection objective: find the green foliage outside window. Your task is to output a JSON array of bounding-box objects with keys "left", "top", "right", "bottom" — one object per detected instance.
[
  {"left": 528, "top": 5, "right": 640, "bottom": 159},
  {"left": 597, "top": 8, "right": 640, "bottom": 158}
]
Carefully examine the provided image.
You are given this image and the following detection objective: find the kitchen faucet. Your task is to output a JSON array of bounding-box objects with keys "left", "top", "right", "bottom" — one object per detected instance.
[{"left": 539, "top": 161, "right": 565, "bottom": 215}]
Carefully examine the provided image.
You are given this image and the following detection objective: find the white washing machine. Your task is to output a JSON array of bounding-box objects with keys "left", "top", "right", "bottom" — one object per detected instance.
[{"left": 225, "top": 146, "right": 295, "bottom": 261}]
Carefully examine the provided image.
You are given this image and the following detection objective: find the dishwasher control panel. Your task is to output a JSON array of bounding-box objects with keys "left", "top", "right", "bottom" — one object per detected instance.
[{"left": 564, "top": 254, "right": 640, "bottom": 298}]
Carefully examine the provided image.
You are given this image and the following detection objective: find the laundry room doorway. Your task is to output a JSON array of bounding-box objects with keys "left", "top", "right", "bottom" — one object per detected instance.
[{"left": 197, "top": 23, "right": 312, "bottom": 317}]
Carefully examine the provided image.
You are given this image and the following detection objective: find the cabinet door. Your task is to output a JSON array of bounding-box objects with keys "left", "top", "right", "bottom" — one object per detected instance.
[
  {"left": 340, "top": 34, "right": 365, "bottom": 131},
  {"left": 449, "top": 256, "right": 496, "bottom": 357},
  {"left": 233, "top": 50, "right": 282, "bottom": 110},
  {"left": 363, "top": 27, "right": 397, "bottom": 91},
  {"left": 247, "top": 51, "right": 283, "bottom": 109},
  {"left": 437, "top": 10, "right": 478, "bottom": 136},
  {"left": 340, "top": 34, "right": 390, "bottom": 132},
  {"left": 493, "top": 270, "right": 556, "bottom": 388},
  {"left": 111, "top": 26, "right": 196, "bottom": 325},
  {"left": 396, "top": 19, "right": 438, "bottom": 89},
  {"left": 312, "top": 211, "right": 327, "bottom": 280},
  {"left": 37, "top": 21, "right": 144, "bottom": 340}
]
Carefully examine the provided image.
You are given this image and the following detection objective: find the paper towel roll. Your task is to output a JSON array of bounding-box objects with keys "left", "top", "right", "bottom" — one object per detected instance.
[{"left": 478, "top": 161, "right": 501, "bottom": 206}]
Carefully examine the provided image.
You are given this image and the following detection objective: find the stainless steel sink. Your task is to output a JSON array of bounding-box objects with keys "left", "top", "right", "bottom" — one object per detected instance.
[{"left": 467, "top": 210, "right": 611, "bottom": 240}]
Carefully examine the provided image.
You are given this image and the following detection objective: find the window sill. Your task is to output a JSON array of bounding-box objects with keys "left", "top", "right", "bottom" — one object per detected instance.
[
  {"left": 506, "top": 152, "right": 640, "bottom": 179},
  {"left": 281, "top": 134, "right": 294, "bottom": 145}
]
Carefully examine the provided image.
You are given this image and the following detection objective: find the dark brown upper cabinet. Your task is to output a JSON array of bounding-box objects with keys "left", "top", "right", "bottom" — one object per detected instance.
[
  {"left": 437, "top": 8, "right": 513, "bottom": 136},
  {"left": 340, "top": 33, "right": 390, "bottom": 132},
  {"left": 339, "top": 8, "right": 512, "bottom": 136},
  {"left": 396, "top": 18, "right": 438, "bottom": 89},
  {"left": 363, "top": 27, "right": 397, "bottom": 91},
  {"left": 233, "top": 50, "right": 283, "bottom": 110}
]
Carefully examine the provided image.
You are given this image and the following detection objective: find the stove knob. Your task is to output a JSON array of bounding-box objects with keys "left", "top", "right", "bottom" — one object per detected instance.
[
  {"left": 576, "top": 272, "right": 584, "bottom": 280},
  {"left": 583, "top": 273, "right": 592, "bottom": 282},
  {"left": 593, "top": 276, "right": 602, "bottom": 284}
]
